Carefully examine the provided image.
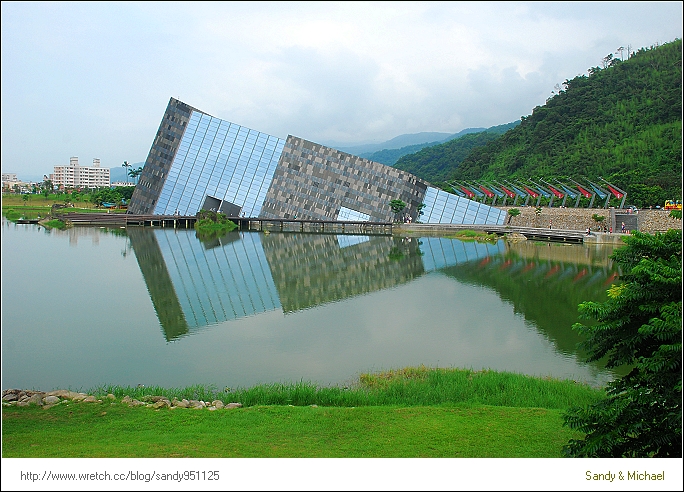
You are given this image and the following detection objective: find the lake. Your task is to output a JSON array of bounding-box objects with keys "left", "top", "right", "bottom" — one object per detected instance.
[{"left": 1, "top": 219, "right": 623, "bottom": 392}]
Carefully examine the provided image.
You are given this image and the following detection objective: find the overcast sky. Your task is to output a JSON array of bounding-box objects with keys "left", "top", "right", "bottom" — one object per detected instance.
[{"left": 2, "top": 1, "right": 682, "bottom": 181}]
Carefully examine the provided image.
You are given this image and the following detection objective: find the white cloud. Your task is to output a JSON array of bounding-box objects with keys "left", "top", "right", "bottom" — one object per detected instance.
[{"left": 1, "top": 1, "right": 681, "bottom": 178}]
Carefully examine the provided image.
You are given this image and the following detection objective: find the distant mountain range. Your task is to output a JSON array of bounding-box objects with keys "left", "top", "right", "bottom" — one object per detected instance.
[
  {"left": 325, "top": 129, "right": 486, "bottom": 157},
  {"left": 110, "top": 163, "right": 145, "bottom": 183},
  {"left": 393, "top": 39, "right": 682, "bottom": 208}
]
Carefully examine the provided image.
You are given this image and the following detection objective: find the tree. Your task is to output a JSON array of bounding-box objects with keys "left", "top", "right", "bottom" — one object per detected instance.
[
  {"left": 563, "top": 230, "right": 682, "bottom": 457},
  {"left": 122, "top": 161, "right": 131, "bottom": 183},
  {"left": 416, "top": 203, "right": 426, "bottom": 222},
  {"left": 389, "top": 199, "right": 407, "bottom": 222},
  {"left": 507, "top": 208, "right": 521, "bottom": 224},
  {"left": 592, "top": 214, "right": 605, "bottom": 230},
  {"left": 91, "top": 188, "right": 123, "bottom": 208},
  {"left": 41, "top": 178, "right": 53, "bottom": 200},
  {"left": 128, "top": 166, "right": 143, "bottom": 184}
]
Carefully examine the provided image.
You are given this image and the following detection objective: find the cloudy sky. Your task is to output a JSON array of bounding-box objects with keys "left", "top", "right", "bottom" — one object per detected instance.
[{"left": 2, "top": 1, "right": 682, "bottom": 181}]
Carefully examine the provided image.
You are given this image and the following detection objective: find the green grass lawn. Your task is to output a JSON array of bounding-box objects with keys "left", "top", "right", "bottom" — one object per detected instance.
[
  {"left": 2, "top": 402, "right": 580, "bottom": 458},
  {"left": 2, "top": 368, "right": 601, "bottom": 458}
]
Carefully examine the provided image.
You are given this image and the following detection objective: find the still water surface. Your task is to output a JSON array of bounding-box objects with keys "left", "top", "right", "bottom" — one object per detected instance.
[{"left": 2, "top": 219, "right": 623, "bottom": 391}]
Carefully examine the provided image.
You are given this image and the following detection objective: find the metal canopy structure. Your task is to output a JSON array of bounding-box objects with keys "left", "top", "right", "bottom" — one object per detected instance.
[{"left": 449, "top": 176, "right": 627, "bottom": 209}]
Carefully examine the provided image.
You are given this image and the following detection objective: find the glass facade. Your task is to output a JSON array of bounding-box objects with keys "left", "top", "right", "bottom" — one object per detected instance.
[
  {"left": 153, "top": 229, "right": 281, "bottom": 331},
  {"left": 128, "top": 229, "right": 506, "bottom": 337},
  {"left": 129, "top": 97, "right": 506, "bottom": 226},
  {"left": 152, "top": 111, "right": 285, "bottom": 217},
  {"left": 421, "top": 186, "right": 507, "bottom": 224},
  {"left": 337, "top": 206, "right": 370, "bottom": 222}
]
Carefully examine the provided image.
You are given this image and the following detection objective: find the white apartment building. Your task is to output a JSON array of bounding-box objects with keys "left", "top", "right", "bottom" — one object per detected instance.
[
  {"left": 2, "top": 173, "right": 22, "bottom": 192},
  {"left": 51, "top": 157, "right": 110, "bottom": 189}
]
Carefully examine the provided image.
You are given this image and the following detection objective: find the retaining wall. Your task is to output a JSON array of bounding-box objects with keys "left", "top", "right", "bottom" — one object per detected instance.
[{"left": 497, "top": 206, "right": 681, "bottom": 234}]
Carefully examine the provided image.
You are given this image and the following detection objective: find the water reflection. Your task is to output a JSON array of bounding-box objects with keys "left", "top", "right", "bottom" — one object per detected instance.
[
  {"left": 441, "top": 241, "right": 620, "bottom": 361},
  {"left": 128, "top": 229, "right": 507, "bottom": 341},
  {"left": 3, "top": 220, "right": 624, "bottom": 390},
  {"left": 126, "top": 228, "right": 623, "bottom": 383}
]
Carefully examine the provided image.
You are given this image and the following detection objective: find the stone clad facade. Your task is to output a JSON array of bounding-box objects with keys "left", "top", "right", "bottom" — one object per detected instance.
[
  {"left": 129, "top": 99, "right": 194, "bottom": 215},
  {"left": 128, "top": 97, "right": 506, "bottom": 225},
  {"left": 260, "top": 136, "right": 428, "bottom": 221}
]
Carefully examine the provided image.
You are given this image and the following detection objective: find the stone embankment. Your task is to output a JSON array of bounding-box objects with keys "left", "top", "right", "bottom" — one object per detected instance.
[
  {"left": 1, "top": 388, "right": 242, "bottom": 411},
  {"left": 497, "top": 206, "right": 681, "bottom": 234}
]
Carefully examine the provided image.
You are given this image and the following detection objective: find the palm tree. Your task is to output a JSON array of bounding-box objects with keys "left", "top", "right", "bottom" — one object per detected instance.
[
  {"left": 122, "top": 161, "right": 131, "bottom": 183},
  {"left": 129, "top": 166, "right": 143, "bottom": 184}
]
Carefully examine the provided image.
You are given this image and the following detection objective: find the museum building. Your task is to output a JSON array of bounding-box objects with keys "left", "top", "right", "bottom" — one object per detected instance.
[{"left": 128, "top": 97, "right": 506, "bottom": 225}]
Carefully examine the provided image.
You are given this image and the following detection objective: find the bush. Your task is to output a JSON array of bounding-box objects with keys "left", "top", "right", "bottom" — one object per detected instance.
[{"left": 563, "top": 230, "right": 682, "bottom": 457}]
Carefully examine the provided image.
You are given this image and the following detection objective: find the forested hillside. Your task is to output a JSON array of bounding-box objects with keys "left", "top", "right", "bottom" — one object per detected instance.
[
  {"left": 372, "top": 122, "right": 518, "bottom": 170},
  {"left": 397, "top": 39, "right": 682, "bottom": 207}
]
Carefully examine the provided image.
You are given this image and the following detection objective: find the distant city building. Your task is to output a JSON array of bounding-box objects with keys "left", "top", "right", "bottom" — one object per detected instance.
[
  {"left": 2, "top": 173, "right": 22, "bottom": 192},
  {"left": 111, "top": 181, "right": 136, "bottom": 187},
  {"left": 51, "top": 157, "right": 110, "bottom": 189},
  {"left": 128, "top": 97, "right": 506, "bottom": 226}
]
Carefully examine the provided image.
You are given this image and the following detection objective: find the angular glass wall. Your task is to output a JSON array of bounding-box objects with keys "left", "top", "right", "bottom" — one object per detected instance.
[
  {"left": 337, "top": 206, "right": 370, "bottom": 222},
  {"left": 418, "top": 236, "right": 505, "bottom": 272},
  {"left": 153, "top": 111, "right": 285, "bottom": 217},
  {"left": 130, "top": 98, "right": 506, "bottom": 225},
  {"left": 421, "top": 186, "right": 506, "bottom": 225},
  {"left": 153, "top": 229, "right": 281, "bottom": 334}
]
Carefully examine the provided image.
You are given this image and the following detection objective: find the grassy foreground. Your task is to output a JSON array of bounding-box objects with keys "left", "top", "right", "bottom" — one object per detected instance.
[{"left": 2, "top": 368, "right": 604, "bottom": 458}]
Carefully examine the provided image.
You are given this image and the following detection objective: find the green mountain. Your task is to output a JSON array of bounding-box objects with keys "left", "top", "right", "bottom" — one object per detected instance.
[
  {"left": 364, "top": 124, "right": 518, "bottom": 166},
  {"left": 396, "top": 39, "right": 682, "bottom": 208},
  {"left": 390, "top": 122, "right": 519, "bottom": 183},
  {"left": 330, "top": 132, "right": 457, "bottom": 156}
]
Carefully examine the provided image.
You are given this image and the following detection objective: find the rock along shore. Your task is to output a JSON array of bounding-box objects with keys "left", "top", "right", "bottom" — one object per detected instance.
[{"left": 1, "top": 388, "right": 242, "bottom": 411}]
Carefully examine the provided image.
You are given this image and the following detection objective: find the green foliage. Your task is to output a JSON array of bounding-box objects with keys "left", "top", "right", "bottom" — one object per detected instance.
[
  {"left": 389, "top": 199, "right": 407, "bottom": 220},
  {"left": 388, "top": 246, "right": 405, "bottom": 261},
  {"left": 91, "top": 188, "right": 123, "bottom": 207},
  {"left": 43, "top": 219, "right": 67, "bottom": 230},
  {"left": 87, "top": 367, "right": 603, "bottom": 410},
  {"left": 592, "top": 214, "right": 605, "bottom": 223},
  {"left": 128, "top": 166, "right": 143, "bottom": 182},
  {"left": 445, "top": 230, "right": 499, "bottom": 242},
  {"left": 122, "top": 161, "right": 131, "bottom": 182},
  {"left": 2, "top": 369, "right": 604, "bottom": 458},
  {"left": 114, "top": 186, "right": 135, "bottom": 201},
  {"left": 563, "top": 229, "right": 682, "bottom": 457},
  {"left": 669, "top": 210, "right": 681, "bottom": 220},
  {"left": 393, "top": 127, "right": 515, "bottom": 183},
  {"left": 194, "top": 210, "right": 237, "bottom": 239},
  {"left": 394, "top": 39, "right": 682, "bottom": 204},
  {"left": 507, "top": 208, "right": 521, "bottom": 224},
  {"left": 4, "top": 209, "right": 21, "bottom": 221}
]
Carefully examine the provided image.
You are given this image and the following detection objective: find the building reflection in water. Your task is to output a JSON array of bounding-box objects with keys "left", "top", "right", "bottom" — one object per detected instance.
[{"left": 127, "top": 229, "right": 509, "bottom": 341}]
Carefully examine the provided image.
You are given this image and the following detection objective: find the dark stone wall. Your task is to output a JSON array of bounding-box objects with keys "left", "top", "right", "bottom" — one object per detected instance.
[
  {"left": 259, "top": 136, "right": 429, "bottom": 221},
  {"left": 128, "top": 98, "right": 195, "bottom": 214},
  {"left": 261, "top": 233, "right": 425, "bottom": 313}
]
